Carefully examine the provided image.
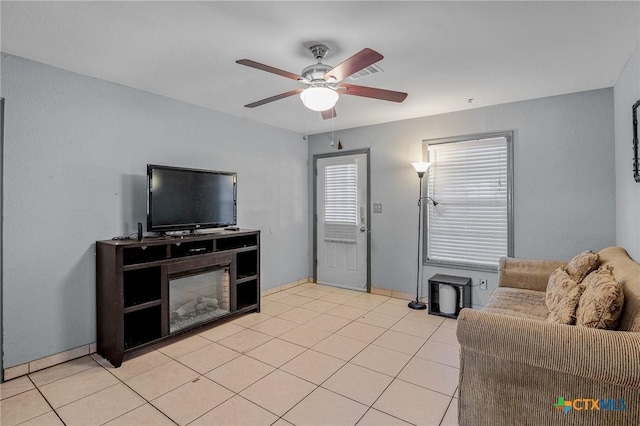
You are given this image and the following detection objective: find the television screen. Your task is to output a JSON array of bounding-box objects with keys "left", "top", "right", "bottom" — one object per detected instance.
[{"left": 147, "top": 165, "right": 237, "bottom": 232}]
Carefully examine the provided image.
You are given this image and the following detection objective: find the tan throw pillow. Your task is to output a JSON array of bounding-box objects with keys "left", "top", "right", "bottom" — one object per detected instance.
[
  {"left": 546, "top": 271, "right": 585, "bottom": 325},
  {"left": 546, "top": 267, "right": 574, "bottom": 311},
  {"left": 565, "top": 251, "right": 600, "bottom": 283},
  {"left": 575, "top": 266, "right": 625, "bottom": 329}
]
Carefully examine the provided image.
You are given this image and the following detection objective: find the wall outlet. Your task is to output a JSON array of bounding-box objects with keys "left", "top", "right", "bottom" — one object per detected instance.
[
  {"left": 373, "top": 203, "right": 383, "bottom": 213},
  {"left": 480, "top": 279, "right": 488, "bottom": 290}
]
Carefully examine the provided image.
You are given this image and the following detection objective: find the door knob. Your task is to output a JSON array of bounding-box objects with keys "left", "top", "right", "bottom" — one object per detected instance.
[{"left": 360, "top": 226, "right": 366, "bottom": 233}]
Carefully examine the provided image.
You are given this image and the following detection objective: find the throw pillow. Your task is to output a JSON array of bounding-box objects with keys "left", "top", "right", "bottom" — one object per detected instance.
[
  {"left": 546, "top": 267, "right": 574, "bottom": 311},
  {"left": 575, "top": 266, "right": 625, "bottom": 330},
  {"left": 565, "top": 251, "right": 600, "bottom": 283},
  {"left": 546, "top": 271, "right": 585, "bottom": 325}
]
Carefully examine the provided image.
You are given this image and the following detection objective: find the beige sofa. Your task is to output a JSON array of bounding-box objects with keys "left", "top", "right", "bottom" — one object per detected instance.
[{"left": 457, "top": 246, "right": 640, "bottom": 425}]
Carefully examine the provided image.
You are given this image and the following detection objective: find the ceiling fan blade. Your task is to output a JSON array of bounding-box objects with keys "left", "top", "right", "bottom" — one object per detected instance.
[
  {"left": 236, "top": 59, "right": 303, "bottom": 81},
  {"left": 244, "top": 89, "right": 303, "bottom": 108},
  {"left": 321, "top": 108, "right": 337, "bottom": 120},
  {"left": 339, "top": 83, "right": 408, "bottom": 103},
  {"left": 324, "top": 48, "right": 383, "bottom": 82}
]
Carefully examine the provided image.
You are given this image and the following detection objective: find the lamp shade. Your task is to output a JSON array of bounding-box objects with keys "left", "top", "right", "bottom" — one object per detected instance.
[
  {"left": 300, "top": 87, "right": 339, "bottom": 112},
  {"left": 433, "top": 203, "right": 446, "bottom": 216},
  {"left": 411, "top": 162, "right": 431, "bottom": 176}
]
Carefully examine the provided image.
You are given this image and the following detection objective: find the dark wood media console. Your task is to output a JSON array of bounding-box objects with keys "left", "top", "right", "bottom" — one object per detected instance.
[{"left": 96, "top": 229, "right": 260, "bottom": 367}]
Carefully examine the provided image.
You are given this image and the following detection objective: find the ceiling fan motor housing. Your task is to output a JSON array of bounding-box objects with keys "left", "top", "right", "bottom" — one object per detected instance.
[
  {"left": 300, "top": 44, "right": 338, "bottom": 84},
  {"left": 301, "top": 63, "right": 333, "bottom": 83}
]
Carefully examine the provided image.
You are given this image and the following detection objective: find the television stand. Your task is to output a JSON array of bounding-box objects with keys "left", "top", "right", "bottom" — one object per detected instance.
[{"left": 96, "top": 229, "right": 260, "bottom": 367}]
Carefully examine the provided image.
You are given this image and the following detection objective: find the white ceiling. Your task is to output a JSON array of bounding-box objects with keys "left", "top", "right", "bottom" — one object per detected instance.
[{"left": 2, "top": 1, "right": 639, "bottom": 135}]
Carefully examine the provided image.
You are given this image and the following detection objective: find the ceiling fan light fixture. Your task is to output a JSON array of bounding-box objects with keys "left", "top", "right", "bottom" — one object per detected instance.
[{"left": 300, "top": 86, "right": 339, "bottom": 112}]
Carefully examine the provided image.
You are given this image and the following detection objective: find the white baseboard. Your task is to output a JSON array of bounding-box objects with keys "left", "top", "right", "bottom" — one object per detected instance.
[{"left": 4, "top": 343, "right": 96, "bottom": 381}]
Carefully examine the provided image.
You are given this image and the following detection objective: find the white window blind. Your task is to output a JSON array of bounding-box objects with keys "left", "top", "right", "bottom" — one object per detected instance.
[
  {"left": 427, "top": 136, "right": 509, "bottom": 268},
  {"left": 324, "top": 162, "right": 358, "bottom": 242}
]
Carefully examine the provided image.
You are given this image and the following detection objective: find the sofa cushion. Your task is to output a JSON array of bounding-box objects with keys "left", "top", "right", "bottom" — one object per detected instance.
[
  {"left": 575, "top": 266, "right": 625, "bottom": 329},
  {"left": 546, "top": 277, "right": 585, "bottom": 325},
  {"left": 565, "top": 251, "right": 600, "bottom": 283},
  {"left": 545, "top": 267, "right": 573, "bottom": 311},
  {"left": 484, "top": 287, "right": 548, "bottom": 320}
]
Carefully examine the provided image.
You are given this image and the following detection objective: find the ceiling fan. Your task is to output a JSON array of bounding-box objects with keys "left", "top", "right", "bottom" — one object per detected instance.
[{"left": 236, "top": 44, "right": 408, "bottom": 120}]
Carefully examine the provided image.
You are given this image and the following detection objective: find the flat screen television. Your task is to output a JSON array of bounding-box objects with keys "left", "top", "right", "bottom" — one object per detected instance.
[{"left": 147, "top": 164, "right": 237, "bottom": 232}]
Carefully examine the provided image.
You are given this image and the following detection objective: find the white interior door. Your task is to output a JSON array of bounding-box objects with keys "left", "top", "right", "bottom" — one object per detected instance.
[{"left": 316, "top": 153, "right": 368, "bottom": 291}]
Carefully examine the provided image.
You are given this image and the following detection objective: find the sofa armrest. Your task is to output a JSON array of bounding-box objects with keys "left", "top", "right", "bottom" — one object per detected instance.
[
  {"left": 498, "top": 256, "right": 567, "bottom": 292},
  {"left": 457, "top": 308, "right": 640, "bottom": 388}
]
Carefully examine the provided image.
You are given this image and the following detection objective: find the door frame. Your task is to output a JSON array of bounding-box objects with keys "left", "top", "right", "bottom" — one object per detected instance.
[
  {"left": 313, "top": 149, "right": 371, "bottom": 292},
  {"left": 1, "top": 98, "right": 4, "bottom": 382}
]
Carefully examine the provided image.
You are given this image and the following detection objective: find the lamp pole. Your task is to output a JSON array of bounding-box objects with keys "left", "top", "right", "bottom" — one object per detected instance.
[{"left": 409, "top": 163, "right": 429, "bottom": 310}]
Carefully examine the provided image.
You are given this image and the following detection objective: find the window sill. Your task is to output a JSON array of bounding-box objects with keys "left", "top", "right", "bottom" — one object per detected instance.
[{"left": 424, "top": 259, "right": 498, "bottom": 273}]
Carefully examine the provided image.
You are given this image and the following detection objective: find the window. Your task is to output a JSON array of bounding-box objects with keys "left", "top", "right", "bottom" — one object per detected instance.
[
  {"left": 324, "top": 162, "right": 358, "bottom": 242},
  {"left": 424, "top": 132, "right": 513, "bottom": 270}
]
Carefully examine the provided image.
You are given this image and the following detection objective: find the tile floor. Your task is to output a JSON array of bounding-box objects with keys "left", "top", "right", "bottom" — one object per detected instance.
[{"left": 1, "top": 283, "right": 459, "bottom": 426}]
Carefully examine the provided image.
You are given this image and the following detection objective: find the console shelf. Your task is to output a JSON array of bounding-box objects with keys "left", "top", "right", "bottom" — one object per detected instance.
[{"left": 97, "top": 229, "right": 260, "bottom": 367}]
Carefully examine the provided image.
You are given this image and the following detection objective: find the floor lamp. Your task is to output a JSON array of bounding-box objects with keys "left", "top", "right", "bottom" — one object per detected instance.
[{"left": 409, "top": 161, "right": 432, "bottom": 310}]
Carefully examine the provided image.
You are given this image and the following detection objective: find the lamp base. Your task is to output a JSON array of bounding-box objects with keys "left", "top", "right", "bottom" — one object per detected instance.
[{"left": 408, "top": 300, "right": 427, "bottom": 310}]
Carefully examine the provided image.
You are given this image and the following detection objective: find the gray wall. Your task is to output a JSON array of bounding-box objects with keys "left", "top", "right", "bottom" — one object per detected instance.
[
  {"left": 1, "top": 50, "right": 625, "bottom": 369},
  {"left": 309, "top": 89, "right": 616, "bottom": 307},
  {"left": 614, "top": 44, "right": 640, "bottom": 261},
  {"left": 1, "top": 54, "right": 309, "bottom": 368}
]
